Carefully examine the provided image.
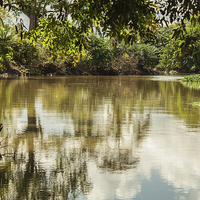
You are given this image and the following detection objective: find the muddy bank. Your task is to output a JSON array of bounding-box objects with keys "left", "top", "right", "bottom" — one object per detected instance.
[
  {"left": 1, "top": 55, "right": 160, "bottom": 76},
  {"left": 1, "top": 64, "right": 159, "bottom": 77}
]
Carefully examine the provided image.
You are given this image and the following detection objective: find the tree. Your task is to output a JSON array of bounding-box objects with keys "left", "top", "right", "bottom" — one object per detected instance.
[
  {"left": 2, "top": 0, "right": 199, "bottom": 35},
  {"left": 26, "top": 0, "right": 158, "bottom": 60},
  {"left": 1, "top": 0, "right": 200, "bottom": 59},
  {"left": 2, "top": 0, "right": 59, "bottom": 30},
  {"left": 156, "top": 0, "right": 200, "bottom": 54},
  {"left": 1, "top": 0, "right": 158, "bottom": 37},
  {"left": 157, "top": 0, "right": 200, "bottom": 25},
  {"left": 0, "top": 7, "right": 16, "bottom": 70},
  {"left": 157, "top": 23, "right": 200, "bottom": 72}
]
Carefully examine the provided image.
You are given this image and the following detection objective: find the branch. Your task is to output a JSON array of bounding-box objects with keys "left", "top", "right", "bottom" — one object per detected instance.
[{"left": 0, "top": 124, "right": 16, "bottom": 159}]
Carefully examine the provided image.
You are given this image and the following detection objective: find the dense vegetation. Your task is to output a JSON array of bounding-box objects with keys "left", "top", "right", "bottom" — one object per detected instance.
[
  {"left": 157, "top": 23, "right": 200, "bottom": 73},
  {"left": 0, "top": 0, "right": 200, "bottom": 75},
  {"left": 181, "top": 74, "right": 200, "bottom": 82}
]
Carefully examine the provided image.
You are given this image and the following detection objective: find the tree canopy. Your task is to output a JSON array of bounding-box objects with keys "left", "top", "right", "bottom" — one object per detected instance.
[{"left": 1, "top": 0, "right": 200, "bottom": 59}]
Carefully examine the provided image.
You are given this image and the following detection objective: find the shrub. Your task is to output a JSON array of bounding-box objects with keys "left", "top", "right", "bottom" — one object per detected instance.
[
  {"left": 114, "top": 42, "right": 160, "bottom": 69},
  {"left": 157, "top": 23, "right": 200, "bottom": 73},
  {"left": 129, "top": 43, "right": 160, "bottom": 69},
  {"left": 181, "top": 74, "right": 200, "bottom": 82},
  {"left": 85, "top": 35, "right": 114, "bottom": 65},
  {"left": 12, "top": 40, "right": 39, "bottom": 66}
]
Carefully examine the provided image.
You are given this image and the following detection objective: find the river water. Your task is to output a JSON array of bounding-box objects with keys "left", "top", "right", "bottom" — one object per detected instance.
[{"left": 0, "top": 75, "right": 200, "bottom": 200}]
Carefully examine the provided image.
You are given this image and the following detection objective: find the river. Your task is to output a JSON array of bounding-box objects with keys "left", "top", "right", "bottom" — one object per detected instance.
[{"left": 0, "top": 75, "right": 200, "bottom": 200}]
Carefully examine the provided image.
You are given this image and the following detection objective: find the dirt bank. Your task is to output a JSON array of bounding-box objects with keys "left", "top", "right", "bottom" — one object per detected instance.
[{"left": 1, "top": 55, "right": 160, "bottom": 76}]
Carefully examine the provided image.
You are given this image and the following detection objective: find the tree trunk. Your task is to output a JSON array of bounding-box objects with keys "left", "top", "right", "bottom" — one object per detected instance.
[
  {"left": 29, "top": 13, "right": 38, "bottom": 30},
  {"left": 28, "top": 0, "right": 37, "bottom": 30}
]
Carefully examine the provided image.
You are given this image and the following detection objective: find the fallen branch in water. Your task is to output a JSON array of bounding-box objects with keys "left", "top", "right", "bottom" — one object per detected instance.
[{"left": 0, "top": 124, "right": 16, "bottom": 159}]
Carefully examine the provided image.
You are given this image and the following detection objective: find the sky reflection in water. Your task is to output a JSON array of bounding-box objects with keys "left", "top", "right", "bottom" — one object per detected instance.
[{"left": 0, "top": 76, "right": 200, "bottom": 199}]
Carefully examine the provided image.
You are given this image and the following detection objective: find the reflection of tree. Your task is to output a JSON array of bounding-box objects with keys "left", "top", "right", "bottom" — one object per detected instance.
[
  {"left": 0, "top": 76, "right": 159, "bottom": 198},
  {"left": 96, "top": 113, "right": 151, "bottom": 171},
  {"left": 61, "top": 77, "right": 153, "bottom": 172},
  {"left": 99, "top": 149, "right": 140, "bottom": 171},
  {"left": 50, "top": 149, "right": 92, "bottom": 199},
  {"left": 8, "top": 79, "right": 39, "bottom": 199},
  {"left": 1, "top": 76, "right": 198, "bottom": 198},
  {"left": 0, "top": 78, "right": 93, "bottom": 199},
  {"left": 0, "top": 136, "right": 93, "bottom": 199},
  {"left": 181, "top": 81, "right": 200, "bottom": 90},
  {"left": 135, "top": 114, "right": 151, "bottom": 143},
  {"left": 159, "top": 81, "right": 200, "bottom": 128},
  {"left": 0, "top": 164, "right": 11, "bottom": 199}
]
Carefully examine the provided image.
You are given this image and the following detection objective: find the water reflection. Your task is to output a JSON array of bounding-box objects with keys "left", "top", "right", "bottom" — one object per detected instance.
[{"left": 0, "top": 76, "right": 200, "bottom": 199}]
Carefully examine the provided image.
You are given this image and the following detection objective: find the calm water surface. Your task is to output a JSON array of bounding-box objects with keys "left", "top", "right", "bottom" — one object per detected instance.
[{"left": 0, "top": 76, "right": 200, "bottom": 199}]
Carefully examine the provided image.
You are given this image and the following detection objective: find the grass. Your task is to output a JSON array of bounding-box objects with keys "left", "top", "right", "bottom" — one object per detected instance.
[
  {"left": 181, "top": 74, "right": 200, "bottom": 82},
  {"left": 192, "top": 102, "right": 200, "bottom": 106},
  {"left": 181, "top": 75, "right": 200, "bottom": 106}
]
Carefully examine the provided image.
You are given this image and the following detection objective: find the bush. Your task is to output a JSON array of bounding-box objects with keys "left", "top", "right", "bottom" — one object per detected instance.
[
  {"left": 157, "top": 23, "right": 200, "bottom": 73},
  {"left": 12, "top": 40, "right": 39, "bottom": 66},
  {"left": 109, "top": 54, "right": 139, "bottom": 75},
  {"left": 181, "top": 74, "right": 200, "bottom": 82},
  {"left": 79, "top": 35, "right": 161, "bottom": 74},
  {"left": 85, "top": 35, "right": 114, "bottom": 65},
  {"left": 130, "top": 43, "right": 160, "bottom": 69},
  {"left": 115, "top": 42, "right": 160, "bottom": 69}
]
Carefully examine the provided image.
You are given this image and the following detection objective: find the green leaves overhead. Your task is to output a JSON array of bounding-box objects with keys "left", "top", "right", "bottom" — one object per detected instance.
[
  {"left": 26, "top": 17, "right": 89, "bottom": 60},
  {"left": 2, "top": 0, "right": 158, "bottom": 38},
  {"left": 157, "top": 22, "right": 200, "bottom": 73},
  {"left": 69, "top": 0, "right": 158, "bottom": 41},
  {"left": 157, "top": 0, "right": 200, "bottom": 24},
  {"left": 14, "top": 0, "right": 158, "bottom": 60},
  {"left": 2, "top": 0, "right": 200, "bottom": 60},
  {"left": 156, "top": 0, "right": 200, "bottom": 55}
]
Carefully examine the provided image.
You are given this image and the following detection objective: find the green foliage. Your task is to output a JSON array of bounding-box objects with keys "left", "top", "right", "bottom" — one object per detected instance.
[
  {"left": 85, "top": 35, "right": 114, "bottom": 65},
  {"left": 157, "top": 23, "right": 200, "bottom": 72},
  {"left": 26, "top": 17, "right": 89, "bottom": 62},
  {"left": 113, "top": 42, "right": 160, "bottom": 69},
  {"left": 68, "top": 0, "right": 158, "bottom": 42},
  {"left": 129, "top": 43, "right": 160, "bottom": 68},
  {"left": 2, "top": 0, "right": 59, "bottom": 30},
  {"left": 13, "top": 0, "right": 158, "bottom": 59},
  {"left": 80, "top": 35, "right": 160, "bottom": 72},
  {"left": 2, "top": 1, "right": 200, "bottom": 74},
  {"left": 1, "top": 0, "right": 200, "bottom": 59},
  {"left": 157, "top": 0, "right": 200, "bottom": 26},
  {"left": 181, "top": 74, "right": 200, "bottom": 82},
  {"left": 12, "top": 40, "right": 38, "bottom": 66},
  {"left": 0, "top": 11, "right": 16, "bottom": 71},
  {"left": 154, "top": 0, "right": 200, "bottom": 55},
  {"left": 0, "top": 8, "right": 40, "bottom": 73},
  {"left": 0, "top": 7, "right": 13, "bottom": 24},
  {"left": 192, "top": 102, "right": 200, "bottom": 106}
]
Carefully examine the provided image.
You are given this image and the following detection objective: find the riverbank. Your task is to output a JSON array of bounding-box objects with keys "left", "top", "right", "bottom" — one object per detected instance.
[{"left": 1, "top": 57, "right": 160, "bottom": 77}]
